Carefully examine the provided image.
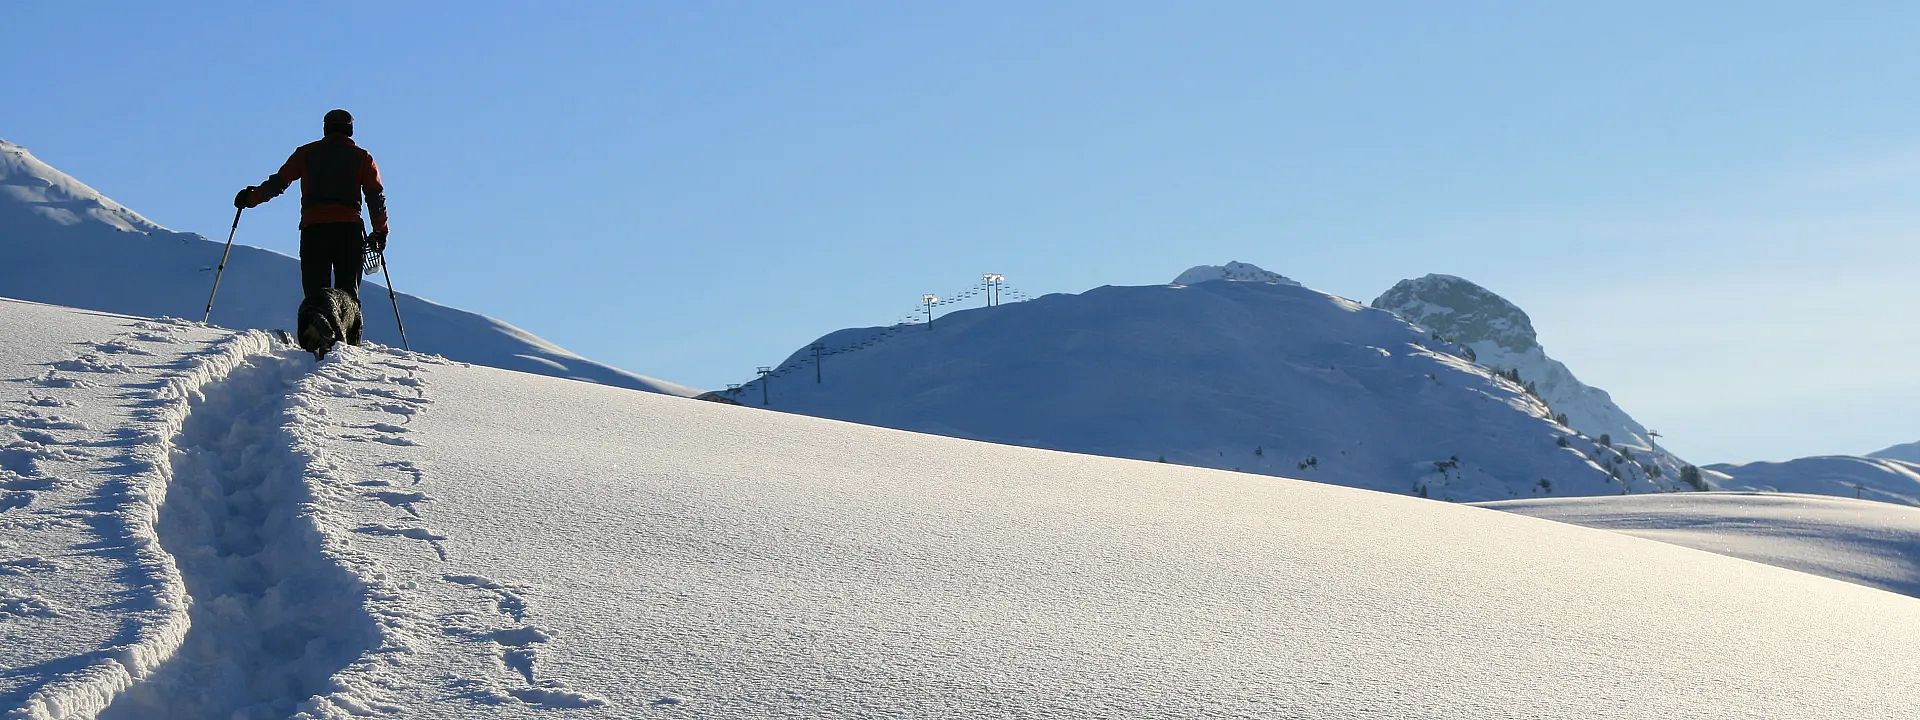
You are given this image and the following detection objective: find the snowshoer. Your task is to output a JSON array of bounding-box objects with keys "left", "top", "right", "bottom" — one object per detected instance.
[{"left": 234, "top": 108, "right": 389, "bottom": 302}]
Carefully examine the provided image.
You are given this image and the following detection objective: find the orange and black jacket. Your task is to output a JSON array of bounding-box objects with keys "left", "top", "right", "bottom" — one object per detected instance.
[{"left": 246, "top": 135, "right": 388, "bottom": 233}]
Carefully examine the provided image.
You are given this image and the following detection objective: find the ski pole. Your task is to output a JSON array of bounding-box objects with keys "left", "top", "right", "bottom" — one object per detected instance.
[
  {"left": 201, "top": 207, "right": 243, "bottom": 324},
  {"left": 377, "top": 249, "right": 411, "bottom": 351}
]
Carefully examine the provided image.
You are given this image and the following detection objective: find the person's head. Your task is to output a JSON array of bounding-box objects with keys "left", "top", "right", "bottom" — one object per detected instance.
[{"left": 323, "top": 108, "right": 353, "bottom": 137}]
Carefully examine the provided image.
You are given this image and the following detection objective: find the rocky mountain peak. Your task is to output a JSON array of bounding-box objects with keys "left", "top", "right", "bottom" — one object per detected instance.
[{"left": 1372, "top": 274, "right": 1538, "bottom": 353}]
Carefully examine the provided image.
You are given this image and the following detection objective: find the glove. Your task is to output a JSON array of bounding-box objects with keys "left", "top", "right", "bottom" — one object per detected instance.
[
  {"left": 368, "top": 229, "right": 389, "bottom": 254},
  {"left": 233, "top": 186, "right": 257, "bottom": 209}
]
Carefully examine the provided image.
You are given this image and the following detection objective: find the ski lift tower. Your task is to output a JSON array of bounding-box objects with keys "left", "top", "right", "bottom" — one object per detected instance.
[
  {"left": 922, "top": 294, "right": 939, "bottom": 330},
  {"left": 982, "top": 273, "right": 1005, "bottom": 307}
]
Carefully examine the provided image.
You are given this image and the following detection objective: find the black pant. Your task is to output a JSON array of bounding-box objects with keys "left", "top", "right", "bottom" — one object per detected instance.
[{"left": 300, "top": 222, "right": 364, "bottom": 302}]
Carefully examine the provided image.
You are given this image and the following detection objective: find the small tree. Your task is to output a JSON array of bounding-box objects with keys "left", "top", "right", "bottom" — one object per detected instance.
[
  {"left": 1598, "top": 433, "right": 1613, "bottom": 447},
  {"left": 1679, "top": 464, "right": 1707, "bottom": 491}
]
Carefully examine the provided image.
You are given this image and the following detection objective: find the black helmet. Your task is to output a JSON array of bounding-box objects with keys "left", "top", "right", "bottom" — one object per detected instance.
[{"left": 323, "top": 108, "right": 354, "bottom": 136}]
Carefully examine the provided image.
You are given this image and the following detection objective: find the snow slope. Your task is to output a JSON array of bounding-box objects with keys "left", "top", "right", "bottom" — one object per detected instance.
[
  {"left": 7, "top": 298, "right": 1920, "bottom": 717},
  {"left": 735, "top": 264, "right": 1655, "bottom": 501},
  {"left": 1374, "top": 274, "right": 1693, "bottom": 488},
  {"left": 1482, "top": 492, "right": 1920, "bottom": 598},
  {"left": 1705, "top": 455, "right": 1920, "bottom": 507},
  {"left": 0, "top": 138, "right": 695, "bottom": 397},
  {"left": 1869, "top": 440, "right": 1920, "bottom": 462}
]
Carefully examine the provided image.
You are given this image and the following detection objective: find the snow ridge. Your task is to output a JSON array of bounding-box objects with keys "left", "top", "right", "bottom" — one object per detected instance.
[
  {"left": 8, "top": 325, "right": 277, "bottom": 720},
  {"left": 0, "top": 139, "right": 195, "bottom": 241}
]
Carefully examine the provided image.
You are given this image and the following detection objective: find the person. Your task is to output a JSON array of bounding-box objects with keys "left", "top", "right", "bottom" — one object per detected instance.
[{"left": 235, "top": 108, "right": 389, "bottom": 303}]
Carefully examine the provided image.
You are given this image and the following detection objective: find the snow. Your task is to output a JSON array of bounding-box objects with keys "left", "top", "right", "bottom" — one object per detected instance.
[
  {"left": 1869, "top": 440, "right": 1920, "bottom": 462},
  {"left": 11, "top": 299, "right": 1920, "bottom": 718},
  {"left": 735, "top": 275, "right": 1651, "bottom": 501},
  {"left": 0, "top": 140, "right": 187, "bottom": 237},
  {"left": 1481, "top": 492, "right": 1920, "bottom": 598},
  {"left": 1706, "top": 455, "right": 1920, "bottom": 507},
  {"left": 1373, "top": 273, "right": 1695, "bottom": 488},
  {"left": 0, "top": 138, "right": 696, "bottom": 398},
  {"left": 1169, "top": 260, "right": 1301, "bottom": 286},
  {"left": 0, "top": 300, "right": 267, "bottom": 720}
]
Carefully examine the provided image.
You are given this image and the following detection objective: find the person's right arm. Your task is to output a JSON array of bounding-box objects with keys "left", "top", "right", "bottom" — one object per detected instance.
[{"left": 235, "top": 147, "right": 308, "bottom": 208}]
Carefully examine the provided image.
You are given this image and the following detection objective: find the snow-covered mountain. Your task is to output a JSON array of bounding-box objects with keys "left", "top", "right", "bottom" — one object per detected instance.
[
  {"left": 1704, "top": 455, "right": 1920, "bottom": 506},
  {"left": 1373, "top": 273, "right": 1696, "bottom": 487},
  {"left": 1169, "top": 260, "right": 1300, "bottom": 286},
  {"left": 8, "top": 297, "right": 1920, "bottom": 718},
  {"left": 0, "top": 138, "right": 695, "bottom": 396},
  {"left": 732, "top": 263, "right": 1676, "bottom": 501},
  {"left": 1870, "top": 440, "right": 1920, "bottom": 462}
]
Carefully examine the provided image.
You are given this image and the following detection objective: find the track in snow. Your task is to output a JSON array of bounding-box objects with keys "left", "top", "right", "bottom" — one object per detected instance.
[{"left": 99, "top": 351, "right": 376, "bottom": 720}]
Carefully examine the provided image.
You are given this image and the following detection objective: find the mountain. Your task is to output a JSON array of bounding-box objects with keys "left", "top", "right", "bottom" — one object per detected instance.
[
  {"left": 9, "top": 296, "right": 1920, "bottom": 718},
  {"left": 1869, "top": 440, "right": 1920, "bottom": 462},
  {"left": 1372, "top": 274, "right": 1695, "bottom": 487},
  {"left": 1703, "top": 456, "right": 1920, "bottom": 506},
  {"left": 1170, "top": 260, "right": 1300, "bottom": 286},
  {"left": 730, "top": 263, "right": 1668, "bottom": 502},
  {"left": 0, "top": 138, "right": 695, "bottom": 396}
]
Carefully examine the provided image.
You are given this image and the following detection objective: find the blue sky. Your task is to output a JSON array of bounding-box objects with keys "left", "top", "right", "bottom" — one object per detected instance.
[{"left": 8, "top": 1, "right": 1917, "bottom": 462}]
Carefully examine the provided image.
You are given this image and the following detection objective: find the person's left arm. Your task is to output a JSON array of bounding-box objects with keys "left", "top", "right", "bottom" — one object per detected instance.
[{"left": 362, "top": 150, "right": 390, "bottom": 248}]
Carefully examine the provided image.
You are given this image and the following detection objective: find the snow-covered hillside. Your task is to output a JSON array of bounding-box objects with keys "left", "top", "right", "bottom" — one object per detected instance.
[
  {"left": 1373, "top": 273, "right": 1694, "bottom": 488},
  {"left": 1870, "top": 440, "right": 1920, "bottom": 462},
  {"left": 7, "top": 297, "right": 1920, "bottom": 718},
  {"left": 0, "top": 138, "right": 694, "bottom": 396},
  {"left": 734, "top": 264, "right": 1672, "bottom": 501},
  {"left": 1704, "top": 455, "right": 1920, "bottom": 506},
  {"left": 1482, "top": 492, "right": 1920, "bottom": 598}
]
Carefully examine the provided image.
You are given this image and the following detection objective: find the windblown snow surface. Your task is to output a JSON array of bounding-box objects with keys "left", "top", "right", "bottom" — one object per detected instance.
[
  {"left": 0, "top": 138, "right": 695, "bottom": 397},
  {"left": 739, "top": 266, "right": 1656, "bottom": 502},
  {"left": 1481, "top": 492, "right": 1920, "bottom": 599},
  {"left": 7, "top": 298, "right": 1920, "bottom": 718}
]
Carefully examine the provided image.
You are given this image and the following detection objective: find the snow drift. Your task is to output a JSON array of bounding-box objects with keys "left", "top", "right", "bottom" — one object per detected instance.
[{"left": 0, "top": 138, "right": 694, "bottom": 397}]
